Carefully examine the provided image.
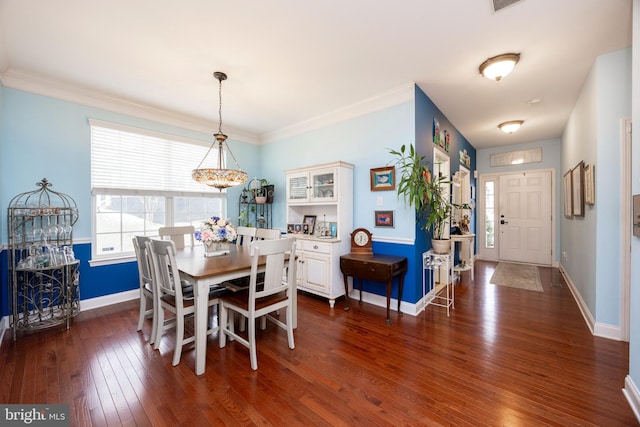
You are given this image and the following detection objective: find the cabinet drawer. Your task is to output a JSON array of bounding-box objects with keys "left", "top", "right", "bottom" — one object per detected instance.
[{"left": 300, "top": 240, "right": 331, "bottom": 254}]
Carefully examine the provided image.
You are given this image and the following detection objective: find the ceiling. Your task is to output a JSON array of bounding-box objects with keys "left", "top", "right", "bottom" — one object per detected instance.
[{"left": 0, "top": 0, "right": 632, "bottom": 149}]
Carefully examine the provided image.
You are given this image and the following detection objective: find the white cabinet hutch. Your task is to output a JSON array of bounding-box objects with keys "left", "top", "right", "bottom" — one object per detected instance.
[{"left": 285, "top": 161, "right": 354, "bottom": 307}]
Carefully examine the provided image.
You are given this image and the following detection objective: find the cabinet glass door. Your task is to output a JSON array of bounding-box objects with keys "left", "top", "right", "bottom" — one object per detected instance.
[
  {"left": 311, "top": 169, "right": 336, "bottom": 201},
  {"left": 288, "top": 172, "right": 309, "bottom": 201}
]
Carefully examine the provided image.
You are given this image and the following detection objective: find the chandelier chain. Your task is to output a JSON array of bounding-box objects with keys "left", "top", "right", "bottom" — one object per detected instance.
[{"left": 217, "top": 76, "right": 223, "bottom": 135}]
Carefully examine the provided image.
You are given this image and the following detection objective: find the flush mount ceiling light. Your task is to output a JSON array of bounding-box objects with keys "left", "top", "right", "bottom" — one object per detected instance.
[
  {"left": 479, "top": 53, "right": 520, "bottom": 81},
  {"left": 192, "top": 71, "right": 248, "bottom": 191},
  {"left": 498, "top": 120, "right": 524, "bottom": 134}
]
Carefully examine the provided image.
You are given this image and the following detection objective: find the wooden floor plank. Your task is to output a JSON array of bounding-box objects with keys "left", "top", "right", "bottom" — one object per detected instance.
[{"left": 0, "top": 261, "right": 637, "bottom": 426}]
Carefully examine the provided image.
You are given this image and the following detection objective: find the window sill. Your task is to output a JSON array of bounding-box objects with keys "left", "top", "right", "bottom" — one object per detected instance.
[{"left": 89, "top": 255, "right": 136, "bottom": 267}]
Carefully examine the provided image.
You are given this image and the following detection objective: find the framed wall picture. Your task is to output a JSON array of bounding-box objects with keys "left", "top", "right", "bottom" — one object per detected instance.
[
  {"left": 584, "top": 163, "right": 595, "bottom": 205},
  {"left": 303, "top": 215, "right": 316, "bottom": 235},
  {"left": 563, "top": 170, "right": 573, "bottom": 218},
  {"left": 571, "top": 161, "right": 584, "bottom": 217},
  {"left": 370, "top": 166, "right": 396, "bottom": 191},
  {"left": 374, "top": 210, "right": 394, "bottom": 228}
]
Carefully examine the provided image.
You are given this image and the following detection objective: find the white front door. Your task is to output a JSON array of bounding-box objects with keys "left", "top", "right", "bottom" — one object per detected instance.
[{"left": 498, "top": 171, "right": 552, "bottom": 265}]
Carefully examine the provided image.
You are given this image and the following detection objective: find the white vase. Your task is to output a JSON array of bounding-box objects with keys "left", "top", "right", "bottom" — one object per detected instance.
[
  {"left": 431, "top": 238, "right": 451, "bottom": 255},
  {"left": 204, "top": 241, "right": 230, "bottom": 257}
]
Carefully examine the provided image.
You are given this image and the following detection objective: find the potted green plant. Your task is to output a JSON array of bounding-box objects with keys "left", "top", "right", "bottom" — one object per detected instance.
[{"left": 390, "top": 143, "right": 453, "bottom": 254}]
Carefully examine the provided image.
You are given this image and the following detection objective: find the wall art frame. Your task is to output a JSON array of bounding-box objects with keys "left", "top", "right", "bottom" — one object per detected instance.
[
  {"left": 563, "top": 170, "right": 573, "bottom": 218},
  {"left": 584, "top": 163, "right": 595, "bottom": 205},
  {"left": 571, "top": 161, "right": 584, "bottom": 217},
  {"left": 370, "top": 166, "right": 396, "bottom": 191},
  {"left": 374, "top": 210, "right": 394, "bottom": 228}
]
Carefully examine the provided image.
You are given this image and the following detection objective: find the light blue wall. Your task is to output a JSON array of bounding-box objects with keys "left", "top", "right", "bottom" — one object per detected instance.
[
  {"left": 0, "top": 87, "right": 261, "bottom": 306},
  {"left": 477, "top": 138, "right": 562, "bottom": 263},
  {"left": 261, "top": 101, "right": 416, "bottom": 238},
  {"left": 562, "top": 48, "right": 631, "bottom": 327},
  {"left": 0, "top": 88, "right": 261, "bottom": 241}
]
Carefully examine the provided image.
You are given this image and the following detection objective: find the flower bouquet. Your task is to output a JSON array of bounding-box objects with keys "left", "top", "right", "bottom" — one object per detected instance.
[{"left": 194, "top": 216, "right": 237, "bottom": 257}]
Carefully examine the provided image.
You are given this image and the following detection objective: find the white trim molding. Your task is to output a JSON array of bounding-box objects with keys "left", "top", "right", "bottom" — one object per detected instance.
[
  {"left": 623, "top": 376, "right": 640, "bottom": 423},
  {"left": 261, "top": 82, "right": 415, "bottom": 143},
  {"left": 559, "top": 264, "right": 624, "bottom": 341},
  {"left": 0, "top": 69, "right": 260, "bottom": 145}
]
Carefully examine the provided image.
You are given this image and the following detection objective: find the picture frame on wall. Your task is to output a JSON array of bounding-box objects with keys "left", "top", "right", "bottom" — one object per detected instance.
[
  {"left": 374, "top": 210, "right": 394, "bottom": 228},
  {"left": 563, "top": 170, "right": 573, "bottom": 218},
  {"left": 584, "top": 163, "right": 595, "bottom": 205},
  {"left": 571, "top": 161, "right": 584, "bottom": 217},
  {"left": 370, "top": 166, "right": 396, "bottom": 191}
]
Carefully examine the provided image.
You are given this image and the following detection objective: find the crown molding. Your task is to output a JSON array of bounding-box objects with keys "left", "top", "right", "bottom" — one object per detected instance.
[
  {"left": 0, "top": 69, "right": 260, "bottom": 145},
  {"left": 261, "top": 82, "right": 415, "bottom": 143}
]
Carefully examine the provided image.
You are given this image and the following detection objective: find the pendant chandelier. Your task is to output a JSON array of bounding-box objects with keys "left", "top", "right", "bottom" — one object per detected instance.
[{"left": 192, "top": 71, "right": 248, "bottom": 190}]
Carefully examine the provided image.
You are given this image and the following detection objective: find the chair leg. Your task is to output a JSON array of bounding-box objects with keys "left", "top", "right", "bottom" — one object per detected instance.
[
  {"left": 219, "top": 302, "right": 228, "bottom": 348},
  {"left": 153, "top": 306, "right": 164, "bottom": 350},
  {"left": 149, "top": 301, "right": 158, "bottom": 345},
  {"left": 172, "top": 312, "right": 185, "bottom": 366},
  {"left": 259, "top": 315, "right": 267, "bottom": 330},
  {"left": 286, "top": 305, "right": 295, "bottom": 350},
  {"left": 249, "top": 316, "right": 258, "bottom": 370},
  {"left": 137, "top": 293, "right": 147, "bottom": 331}
]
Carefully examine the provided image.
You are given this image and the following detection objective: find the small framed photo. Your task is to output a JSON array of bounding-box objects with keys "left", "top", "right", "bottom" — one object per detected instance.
[
  {"left": 303, "top": 215, "right": 317, "bottom": 235},
  {"left": 374, "top": 210, "right": 394, "bottom": 228},
  {"left": 370, "top": 166, "right": 396, "bottom": 191}
]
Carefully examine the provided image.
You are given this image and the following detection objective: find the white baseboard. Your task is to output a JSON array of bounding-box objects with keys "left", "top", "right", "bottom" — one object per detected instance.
[
  {"left": 623, "top": 376, "right": 640, "bottom": 423},
  {"left": 559, "top": 264, "right": 624, "bottom": 341},
  {"left": 348, "top": 289, "right": 420, "bottom": 317}
]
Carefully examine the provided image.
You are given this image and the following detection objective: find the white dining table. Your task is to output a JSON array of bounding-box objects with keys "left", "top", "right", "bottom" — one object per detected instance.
[{"left": 175, "top": 244, "right": 296, "bottom": 375}]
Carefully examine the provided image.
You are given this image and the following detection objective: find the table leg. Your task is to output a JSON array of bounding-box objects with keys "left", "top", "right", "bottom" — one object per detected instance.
[
  {"left": 194, "top": 279, "right": 208, "bottom": 375},
  {"left": 385, "top": 281, "right": 391, "bottom": 325},
  {"left": 343, "top": 274, "right": 351, "bottom": 311},
  {"left": 397, "top": 274, "right": 404, "bottom": 315}
]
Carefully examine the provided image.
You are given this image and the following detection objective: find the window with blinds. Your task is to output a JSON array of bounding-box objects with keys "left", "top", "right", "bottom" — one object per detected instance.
[{"left": 90, "top": 120, "right": 226, "bottom": 260}]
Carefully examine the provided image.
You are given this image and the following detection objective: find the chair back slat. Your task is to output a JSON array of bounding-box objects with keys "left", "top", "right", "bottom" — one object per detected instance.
[
  {"left": 159, "top": 225, "right": 195, "bottom": 249},
  {"left": 236, "top": 226, "right": 257, "bottom": 247},
  {"left": 249, "top": 238, "right": 296, "bottom": 302},
  {"left": 133, "top": 235, "right": 153, "bottom": 285},
  {"left": 147, "top": 239, "right": 183, "bottom": 299},
  {"left": 255, "top": 228, "right": 281, "bottom": 241}
]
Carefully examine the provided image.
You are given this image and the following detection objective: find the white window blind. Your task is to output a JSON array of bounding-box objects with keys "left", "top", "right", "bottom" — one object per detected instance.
[{"left": 90, "top": 119, "right": 222, "bottom": 195}]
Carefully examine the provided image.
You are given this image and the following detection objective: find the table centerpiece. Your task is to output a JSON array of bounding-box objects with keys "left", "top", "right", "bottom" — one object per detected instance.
[{"left": 194, "top": 216, "right": 238, "bottom": 257}]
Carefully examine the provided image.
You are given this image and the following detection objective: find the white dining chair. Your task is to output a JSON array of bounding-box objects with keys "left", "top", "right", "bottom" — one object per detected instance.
[
  {"left": 132, "top": 235, "right": 158, "bottom": 343},
  {"left": 255, "top": 228, "right": 281, "bottom": 240},
  {"left": 158, "top": 225, "right": 195, "bottom": 249},
  {"left": 235, "top": 226, "right": 257, "bottom": 247},
  {"left": 147, "top": 239, "right": 220, "bottom": 366},
  {"left": 219, "top": 237, "right": 297, "bottom": 370}
]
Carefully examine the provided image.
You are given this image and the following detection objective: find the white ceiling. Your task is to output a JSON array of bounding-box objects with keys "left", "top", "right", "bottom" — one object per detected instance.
[{"left": 0, "top": 0, "right": 632, "bottom": 149}]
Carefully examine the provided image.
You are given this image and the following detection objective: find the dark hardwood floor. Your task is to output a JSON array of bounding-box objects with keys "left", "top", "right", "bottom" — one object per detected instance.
[{"left": 1, "top": 260, "right": 637, "bottom": 426}]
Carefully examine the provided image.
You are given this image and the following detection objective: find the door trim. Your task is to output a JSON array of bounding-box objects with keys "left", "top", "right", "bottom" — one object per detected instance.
[
  {"left": 621, "top": 117, "right": 631, "bottom": 342},
  {"left": 478, "top": 168, "right": 556, "bottom": 266}
]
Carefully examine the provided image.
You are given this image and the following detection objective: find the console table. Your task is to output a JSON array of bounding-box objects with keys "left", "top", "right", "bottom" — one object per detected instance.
[{"left": 339, "top": 253, "right": 408, "bottom": 324}]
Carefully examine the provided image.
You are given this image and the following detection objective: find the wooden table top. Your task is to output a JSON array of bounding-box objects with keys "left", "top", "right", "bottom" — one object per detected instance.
[
  {"left": 175, "top": 244, "right": 292, "bottom": 281},
  {"left": 174, "top": 245, "right": 259, "bottom": 280}
]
